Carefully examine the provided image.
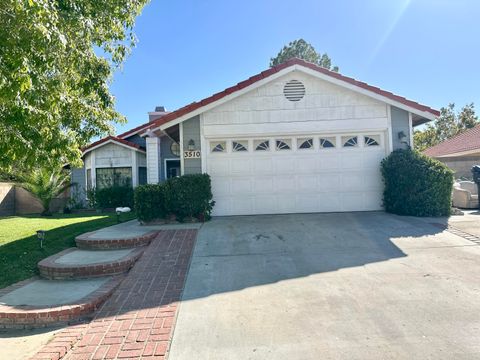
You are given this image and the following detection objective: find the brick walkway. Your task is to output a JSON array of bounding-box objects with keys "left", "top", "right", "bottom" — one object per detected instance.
[{"left": 32, "top": 229, "right": 197, "bottom": 360}]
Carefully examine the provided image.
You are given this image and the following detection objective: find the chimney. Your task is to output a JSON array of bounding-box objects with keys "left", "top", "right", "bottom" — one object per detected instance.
[{"left": 149, "top": 106, "right": 168, "bottom": 122}]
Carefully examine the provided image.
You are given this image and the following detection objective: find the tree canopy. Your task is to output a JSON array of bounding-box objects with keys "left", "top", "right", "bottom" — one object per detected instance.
[
  {"left": 414, "top": 103, "right": 479, "bottom": 152},
  {"left": 0, "top": 0, "right": 149, "bottom": 171},
  {"left": 270, "top": 39, "right": 339, "bottom": 71}
]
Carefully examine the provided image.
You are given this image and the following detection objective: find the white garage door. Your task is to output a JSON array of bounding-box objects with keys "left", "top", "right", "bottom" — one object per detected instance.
[{"left": 206, "top": 133, "right": 387, "bottom": 216}]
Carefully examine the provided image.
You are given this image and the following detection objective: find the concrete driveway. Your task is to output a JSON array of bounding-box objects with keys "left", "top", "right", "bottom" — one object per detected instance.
[{"left": 169, "top": 212, "right": 480, "bottom": 360}]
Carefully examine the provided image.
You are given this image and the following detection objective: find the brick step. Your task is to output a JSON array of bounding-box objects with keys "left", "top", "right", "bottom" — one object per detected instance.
[
  {"left": 0, "top": 276, "right": 123, "bottom": 329},
  {"left": 38, "top": 247, "right": 145, "bottom": 280},
  {"left": 75, "top": 230, "right": 158, "bottom": 250}
]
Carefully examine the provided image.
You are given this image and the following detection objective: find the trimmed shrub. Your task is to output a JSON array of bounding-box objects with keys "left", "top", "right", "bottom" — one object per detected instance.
[
  {"left": 134, "top": 174, "right": 215, "bottom": 223},
  {"left": 134, "top": 184, "right": 167, "bottom": 222},
  {"left": 165, "top": 174, "right": 215, "bottom": 222},
  {"left": 381, "top": 149, "right": 454, "bottom": 216},
  {"left": 94, "top": 186, "right": 134, "bottom": 209}
]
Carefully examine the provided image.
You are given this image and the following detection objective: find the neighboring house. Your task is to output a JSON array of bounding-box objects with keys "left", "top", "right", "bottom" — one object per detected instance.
[
  {"left": 72, "top": 58, "right": 439, "bottom": 215},
  {"left": 424, "top": 124, "right": 480, "bottom": 179}
]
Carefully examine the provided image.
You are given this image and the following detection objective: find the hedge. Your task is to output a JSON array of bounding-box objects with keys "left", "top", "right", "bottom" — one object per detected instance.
[
  {"left": 133, "top": 184, "right": 167, "bottom": 222},
  {"left": 134, "top": 173, "right": 215, "bottom": 222},
  {"left": 381, "top": 149, "right": 454, "bottom": 216},
  {"left": 87, "top": 186, "right": 134, "bottom": 210}
]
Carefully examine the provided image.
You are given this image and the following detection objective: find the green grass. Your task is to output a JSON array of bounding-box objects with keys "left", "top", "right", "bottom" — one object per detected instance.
[{"left": 0, "top": 212, "right": 136, "bottom": 288}]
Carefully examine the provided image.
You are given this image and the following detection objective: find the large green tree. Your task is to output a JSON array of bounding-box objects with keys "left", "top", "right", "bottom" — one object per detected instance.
[
  {"left": 0, "top": 0, "right": 149, "bottom": 171},
  {"left": 270, "top": 39, "right": 339, "bottom": 71},
  {"left": 414, "top": 103, "right": 479, "bottom": 152}
]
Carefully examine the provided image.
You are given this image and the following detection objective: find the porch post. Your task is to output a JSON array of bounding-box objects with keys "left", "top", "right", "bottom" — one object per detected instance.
[
  {"left": 146, "top": 136, "right": 161, "bottom": 184},
  {"left": 131, "top": 151, "right": 138, "bottom": 187},
  {"left": 91, "top": 151, "right": 96, "bottom": 189}
]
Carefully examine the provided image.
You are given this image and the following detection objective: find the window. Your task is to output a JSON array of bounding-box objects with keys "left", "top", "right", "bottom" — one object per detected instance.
[
  {"left": 86, "top": 169, "right": 92, "bottom": 190},
  {"left": 297, "top": 138, "right": 313, "bottom": 150},
  {"left": 210, "top": 141, "right": 226, "bottom": 153},
  {"left": 319, "top": 137, "right": 336, "bottom": 149},
  {"left": 276, "top": 139, "right": 291, "bottom": 150},
  {"left": 232, "top": 140, "right": 248, "bottom": 152},
  {"left": 364, "top": 135, "right": 380, "bottom": 147},
  {"left": 138, "top": 167, "right": 147, "bottom": 185},
  {"left": 342, "top": 136, "right": 358, "bottom": 147},
  {"left": 96, "top": 167, "right": 132, "bottom": 189},
  {"left": 254, "top": 140, "right": 270, "bottom": 151}
]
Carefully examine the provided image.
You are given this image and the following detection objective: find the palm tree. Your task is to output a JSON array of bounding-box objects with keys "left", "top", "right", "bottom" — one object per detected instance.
[{"left": 19, "top": 167, "right": 72, "bottom": 216}]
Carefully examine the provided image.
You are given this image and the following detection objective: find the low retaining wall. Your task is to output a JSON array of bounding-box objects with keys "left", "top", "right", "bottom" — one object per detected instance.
[
  {"left": 0, "top": 183, "right": 15, "bottom": 216},
  {"left": 0, "top": 183, "right": 68, "bottom": 216}
]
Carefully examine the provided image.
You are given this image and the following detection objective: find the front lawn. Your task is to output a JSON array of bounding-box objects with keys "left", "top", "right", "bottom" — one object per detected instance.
[{"left": 0, "top": 212, "right": 136, "bottom": 288}]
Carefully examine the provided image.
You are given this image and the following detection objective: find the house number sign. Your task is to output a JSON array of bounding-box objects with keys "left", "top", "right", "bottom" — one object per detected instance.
[{"left": 183, "top": 150, "right": 201, "bottom": 159}]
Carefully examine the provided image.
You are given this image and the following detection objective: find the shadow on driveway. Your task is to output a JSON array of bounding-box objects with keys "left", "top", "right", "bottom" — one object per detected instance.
[{"left": 181, "top": 211, "right": 445, "bottom": 300}]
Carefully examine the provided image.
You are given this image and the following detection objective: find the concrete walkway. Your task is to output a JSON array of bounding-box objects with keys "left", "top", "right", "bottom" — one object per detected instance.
[{"left": 169, "top": 212, "right": 480, "bottom": 360}]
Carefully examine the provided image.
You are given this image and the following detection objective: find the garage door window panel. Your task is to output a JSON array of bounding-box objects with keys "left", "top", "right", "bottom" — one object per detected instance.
[
  {"left": 254, "top": 140, "right": 270, "bottom": 151},
  {"left": 364, "top": 135, "right": 381, "bottom": 147},
  {"left": 342, "top": 136, "right": 358, "bottom": 148},
  {"left": 319, "top": 137, "right": 336, "bottom": 149},
  {"left": 232, "top": 140, "right": 248, "bottom": 152},
  {"left": 276, "top": 139, "right": 291, "bottom": 151},
  {"left": 297, "top": 138, "right": 314, "bottom": 150},
  {"left": 210, "top": 141, "right": 226, "bottom": 153}
]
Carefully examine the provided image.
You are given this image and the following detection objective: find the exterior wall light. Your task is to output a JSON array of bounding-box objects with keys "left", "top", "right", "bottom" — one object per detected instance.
[
  {"left": 188, "top": 139, "right": 195, "bottom": 151},
  {"left": 398, "top": 131, "right": 408, "bottom": 145}
]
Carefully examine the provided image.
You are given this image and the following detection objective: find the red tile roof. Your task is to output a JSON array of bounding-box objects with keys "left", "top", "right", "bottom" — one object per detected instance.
[
  {"left": 142, "top": 57, "right": 439, "bottom": 132},
  {"left": 82, "top": 135, "right": 145, "bottom": 154},
  {"left": 91, "top": 57, "right": 438, "bottom": 147},
  {"left": 117, "top": 122, "right": 153, "bottom": 139},
  {"left": 424, "top": 124, "right": 480, "bottom": 157}
]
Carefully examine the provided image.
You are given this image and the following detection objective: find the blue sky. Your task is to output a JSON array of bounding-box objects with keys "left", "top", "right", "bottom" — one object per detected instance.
[{"left": 111, "top": 0, "right": 480, "bottom": 133}]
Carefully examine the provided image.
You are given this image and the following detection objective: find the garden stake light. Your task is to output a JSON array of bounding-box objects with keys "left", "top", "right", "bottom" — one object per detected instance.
[{"left": 36, "top": 230, "right": 46, "bottom": 249}]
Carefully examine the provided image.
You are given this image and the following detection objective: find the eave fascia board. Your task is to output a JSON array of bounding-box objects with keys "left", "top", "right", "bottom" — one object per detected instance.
[
  {"left": 434, "top": 149, "right": 480, "bottom": 158},
  {"left": 82, "top": 139, "right": 146, "bottom": 156}
]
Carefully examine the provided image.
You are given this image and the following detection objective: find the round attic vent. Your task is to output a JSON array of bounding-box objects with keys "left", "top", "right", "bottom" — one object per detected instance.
[{"left": 283, "top": 80, "right": 305, "bottom": 102}]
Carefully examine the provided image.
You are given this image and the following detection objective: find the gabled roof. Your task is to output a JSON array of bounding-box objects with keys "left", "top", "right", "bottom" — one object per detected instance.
[
  {"left": 141, "top": 57, "right": 439, "bottom": 132},
  {"left": 424, "top": 124, "right": 480, "bottom": 157},
  {"left": 82, "top": 135, "right": 145, "bottom": 155},
  {"left": 86, "top": 58, "right": 440, "bottom": 148}
]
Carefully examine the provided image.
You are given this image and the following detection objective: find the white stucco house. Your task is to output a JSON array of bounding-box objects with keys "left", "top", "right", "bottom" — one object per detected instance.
[{"left": 72, "top": 58, "right": 439, "bottom": 216}]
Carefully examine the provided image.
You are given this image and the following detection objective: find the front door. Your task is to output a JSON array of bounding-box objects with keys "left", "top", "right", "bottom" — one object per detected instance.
[{"left": 166, "top": 160, "right": 181, "bottom": 179}]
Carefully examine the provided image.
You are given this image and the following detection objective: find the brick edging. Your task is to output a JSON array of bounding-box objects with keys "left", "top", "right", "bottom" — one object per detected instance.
[
  {"left": 75, "top": 230, "right": 158, "bottom": 250},
  {"left": 38, "top": 247, "right": 145, "bottom": 280},
  {"left": 446, "top": 225, "right": 480, "bottom": 245},
  {"left": 0, "top": 276, "right": 124, "bottom": 329}
]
